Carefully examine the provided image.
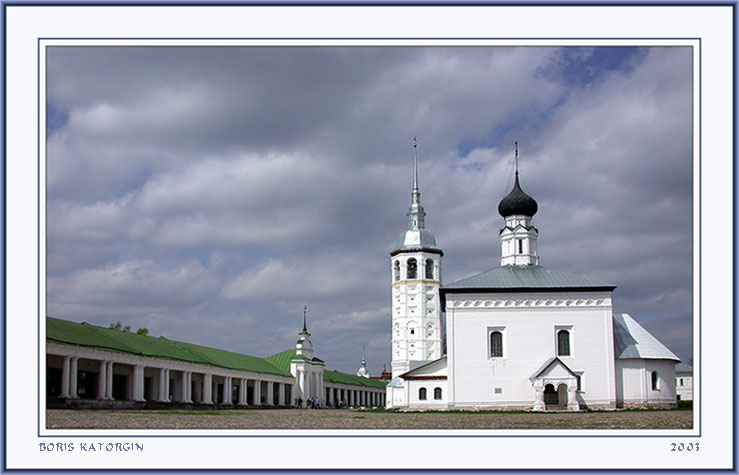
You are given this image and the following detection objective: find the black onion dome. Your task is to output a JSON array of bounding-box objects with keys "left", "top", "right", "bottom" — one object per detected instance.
[{"left": 498, "top": 172, "right": 538, "bottom": 217}]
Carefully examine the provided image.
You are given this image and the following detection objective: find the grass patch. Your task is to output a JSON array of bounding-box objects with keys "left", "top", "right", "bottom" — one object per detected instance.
[{"left": 363, "top": 407, "right": 689, "bottom": 414}]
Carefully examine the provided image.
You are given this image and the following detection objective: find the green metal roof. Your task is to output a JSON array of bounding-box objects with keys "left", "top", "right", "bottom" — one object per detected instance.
[
  {"left": 265, "top": 349, "right": 297, "bottom": 373},
  {"left": 443, "top": 265, "right": 616, "bottom": 291},
  {"left": 47, "top": 317, "right": 290, "bottom": 377},
  {"left": 323, "top": 370, "right": 388, "bottom": 389}
]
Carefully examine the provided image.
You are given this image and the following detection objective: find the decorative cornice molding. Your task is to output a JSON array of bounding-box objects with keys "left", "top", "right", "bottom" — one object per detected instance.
[{"left": 446, "top": 296, "right": 611, "bottom": 309}]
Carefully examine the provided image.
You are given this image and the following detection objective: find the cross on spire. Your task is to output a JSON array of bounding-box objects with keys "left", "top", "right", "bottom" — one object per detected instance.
[
  {"left": 302, "top": 304, "right": 307, "bottom": 332},
  {"left": 413, "top": 137, "right": 419, "bottom": 191},
  {"left": 515, "top": 141, "right": 519, "bottom": 176}
]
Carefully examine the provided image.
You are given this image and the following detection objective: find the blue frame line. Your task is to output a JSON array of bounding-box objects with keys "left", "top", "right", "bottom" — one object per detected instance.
[{"left": 36, "top": 37, "right": 702, "bottom": 440}]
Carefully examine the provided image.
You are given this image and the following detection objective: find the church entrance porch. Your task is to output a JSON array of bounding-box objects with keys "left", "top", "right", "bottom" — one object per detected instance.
[{"left": 531, "top": 357, "right": 581, "bottom": 412}]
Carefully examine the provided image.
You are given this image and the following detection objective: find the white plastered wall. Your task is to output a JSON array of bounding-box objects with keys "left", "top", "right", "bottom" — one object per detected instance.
[{"left": 446, "top": 290, "right": 616, "bottom": 409}]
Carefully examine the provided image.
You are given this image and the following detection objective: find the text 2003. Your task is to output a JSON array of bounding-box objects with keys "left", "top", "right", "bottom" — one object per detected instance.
[{"left": 671, "top": 442, "right": 699, "bottom": 452}]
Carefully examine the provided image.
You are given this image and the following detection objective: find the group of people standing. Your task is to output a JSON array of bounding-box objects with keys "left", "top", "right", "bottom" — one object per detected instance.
[{"left": 295, "top": 396, "right": 321, "bottom": 409}]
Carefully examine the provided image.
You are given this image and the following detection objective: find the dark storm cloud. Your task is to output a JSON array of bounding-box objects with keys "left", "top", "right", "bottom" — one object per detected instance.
[{"left": 46, "top": 46, "right": 694, "bottom": 373}]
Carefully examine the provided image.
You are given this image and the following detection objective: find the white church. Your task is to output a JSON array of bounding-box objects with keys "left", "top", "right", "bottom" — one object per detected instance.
[{"left": 386, "top": 143, "right": 681, "bottom": 411}]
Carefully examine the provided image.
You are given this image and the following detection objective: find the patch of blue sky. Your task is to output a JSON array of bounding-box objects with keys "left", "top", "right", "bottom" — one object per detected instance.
[
  {"left": 538, "top": 46, "right": 649, "bottom": 87},
  {"left": 455, "top": 47, "right": 649, "bottom": 162},
  {"left": 46, "top": 103, "right": 68, "bottom": 137}
]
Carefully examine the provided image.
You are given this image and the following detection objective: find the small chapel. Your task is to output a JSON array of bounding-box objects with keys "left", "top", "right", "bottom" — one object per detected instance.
[{"left": 386, "top": 142, "right": 681, "bottom": 411}]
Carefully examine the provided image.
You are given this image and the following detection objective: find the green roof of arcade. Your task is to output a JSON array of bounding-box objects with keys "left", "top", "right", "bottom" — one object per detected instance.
[
  {"left": 48, "top": 317, "right": 388, "bottom": 389},
  {"left": 47, "top": 316, "right": 290, "bottom": 377}
]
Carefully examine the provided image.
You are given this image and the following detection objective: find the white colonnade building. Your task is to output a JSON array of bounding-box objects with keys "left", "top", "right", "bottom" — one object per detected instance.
[{"left": 46, "top": 316, "right": 386, "bottom": 408}]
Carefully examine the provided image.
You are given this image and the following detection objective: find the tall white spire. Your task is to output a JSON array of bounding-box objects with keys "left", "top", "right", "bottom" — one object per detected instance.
[{"left": 408, "top": 137, "right": 426, "bottom": 231}]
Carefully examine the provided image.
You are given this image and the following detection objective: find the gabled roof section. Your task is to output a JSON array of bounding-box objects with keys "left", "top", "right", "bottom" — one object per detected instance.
[
  {"left": 443, "top": 265, "right": 616, "bottom": 292},
  {"left": 323, "top": 370, "right": 387, "bottom": 389},
  {"left": 529, "top": 357, "right": 579, "bottom": 381},
  {"left": 265, "top": 349, "right": 297, "bottom": 373},
  {"left": 613, "top": 313, "right": 680, "bottom": 361},
  {"left": 266, "top": 349, "right": 324, "bottom": 372},
  {"left": 399, "top": 356, "right": 447, "bottom": 379},
  {"left": 47, "top": 317, "right": 290, "bottom": 377}
]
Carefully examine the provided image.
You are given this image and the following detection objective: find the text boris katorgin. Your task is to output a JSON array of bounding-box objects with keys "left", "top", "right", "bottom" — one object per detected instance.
[{"left": 39, "top": 442, "right": 144, "bottom": 452}]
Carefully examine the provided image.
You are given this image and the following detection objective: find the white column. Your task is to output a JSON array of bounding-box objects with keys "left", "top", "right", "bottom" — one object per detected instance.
[
  {"left": 132, "top": 365, "right": 145, "bottom": 402},
  {"left": 266, "top": 381, "right": 274, "bottom": 406},
  {"left": 253, "top": 380, "right": 262, "bottom": 406},
  {"left": 567, "top": 385, "right": 580, "bottom": 411},
  {"left": 185, "top": 371, "right": 193, "bottom": 402},
  {"left": 239, "top": 378, "right": 247, "bottom": 405},
  {"left": 106, "top": 362, "right": 114, "bottom": 399},
  {"left": 349, "top": 390, "right": 354, "bottom": 407},
  {"left": 96, "top": 361, "right": 107, "bottom": 399},
  {"left": 533, "top": 386, "right": 545, "bottom": 411},
  {"left": 278, "top": 382, "right": 285, "bottom": 406},
  {"left": 156, "top": 368, "right": 166, "bottom": 402},
  {"left": 69, "top": 357, "right": 79, "bottom": 398},
  {"left": 163, "top": 368, "right": 170, "bottom": 401},
  {"left": 299, "top": 371, "right": 306, "bottom": 400},
  {"left": 328, "top": 385, "right": 334, "bottom": 406},
  {"left": 59, "top": 356, "right": 71, "bottom": 398},
  {"left": 202, "top": 373, "right": 213, "bottom": 404},
  {"left": 223, "top": 376, "right": 232, "bottom": 404}
]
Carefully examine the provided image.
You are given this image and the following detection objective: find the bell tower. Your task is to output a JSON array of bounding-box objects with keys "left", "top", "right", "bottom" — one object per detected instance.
[
  {"left": 389, "top": 138, "right": 443, "bottom": 379},
  {"left": 498, "top": 143, "right": 539, "bottom": 267}
]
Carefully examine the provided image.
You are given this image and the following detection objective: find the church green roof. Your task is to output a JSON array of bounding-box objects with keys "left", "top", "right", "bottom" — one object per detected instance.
[
  {"left": 46, "top": 317, "right": 290, "bottom": 377},
  {"left": 443, "top": 265, "right": 616, "bottom": 292}
]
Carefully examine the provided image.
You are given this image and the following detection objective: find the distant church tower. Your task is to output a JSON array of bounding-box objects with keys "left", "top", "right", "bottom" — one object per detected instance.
[
  {"left": 498, "top": 143, "right": 539, "bottom": 266},
  {"left": 389, "top": 138, "right": 443, "bottom": 378}
]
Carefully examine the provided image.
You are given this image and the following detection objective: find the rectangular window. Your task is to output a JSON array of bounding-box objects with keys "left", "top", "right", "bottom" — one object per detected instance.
[
  {"left": 488, "top": 327, "right": 505, "bottom": 358},
  {"left": 517, "top": 239, "right": 523, "bottom": 254},
  {"left": 555, "top": 326, "right": 573, "bottom": 357}
]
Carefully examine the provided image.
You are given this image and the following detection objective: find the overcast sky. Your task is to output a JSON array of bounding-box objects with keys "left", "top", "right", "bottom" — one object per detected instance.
[{"left": 46, "top": 46, "right": 693, "bottom": 374}]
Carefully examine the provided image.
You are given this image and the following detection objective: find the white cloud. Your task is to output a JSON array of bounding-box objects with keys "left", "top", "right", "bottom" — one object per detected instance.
[{"left": 45, "top": 46, "right": 694, "bottom": 371}]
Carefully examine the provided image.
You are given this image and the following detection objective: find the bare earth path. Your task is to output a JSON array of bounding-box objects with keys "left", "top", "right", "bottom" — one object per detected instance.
[{"left": 47, "top": 409, "right": 692, "bottom": 430}]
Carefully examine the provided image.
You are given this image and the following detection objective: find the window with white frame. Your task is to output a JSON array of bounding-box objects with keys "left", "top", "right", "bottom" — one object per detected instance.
[
  {"left": 557, "top": 330, "right": 571, "bottom": 356},
  {"left": 419, "top": 387, "right": 427, "bottom": 400},
  {"left": 489, "top": 328, "right": 505, "bottom": 358},
  {"left": 555, "top": 326, "right": 573, "bottom": 357}
]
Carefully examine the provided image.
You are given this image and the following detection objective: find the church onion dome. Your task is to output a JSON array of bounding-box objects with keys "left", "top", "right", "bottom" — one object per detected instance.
[{"left": 498, "top": 172, "right": 538, "bottom": 218}]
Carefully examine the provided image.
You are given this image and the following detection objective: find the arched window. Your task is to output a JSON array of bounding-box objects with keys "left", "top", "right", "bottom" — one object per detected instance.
[
  {"left": 434, "top": 387, "right": 442, "bottom": 400},
  {"left": 419, "top": 387, "right": 427, "bottom": 400},
  {"left": 557, "top": 330, "right": 570, "bottom": 356},
  {"left": 393, "top": 260, "right": 400, "bottom": 281},
  {"left": 407, "top": 258, "right": 417, "bottom": 279},
  {"left": 490, "top": 331, "right": 503, "bottom": 357},
  {"left": 651, "top": 371, "right": 659, "bottom": 390},
  {"left": 425, "top": 259, "right": 434, "bottom": 279}
]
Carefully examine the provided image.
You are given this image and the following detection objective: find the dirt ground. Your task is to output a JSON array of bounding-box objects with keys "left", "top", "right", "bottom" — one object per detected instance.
[{"left": 46, "top": 408, "right": 693, "bottom": 430}]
